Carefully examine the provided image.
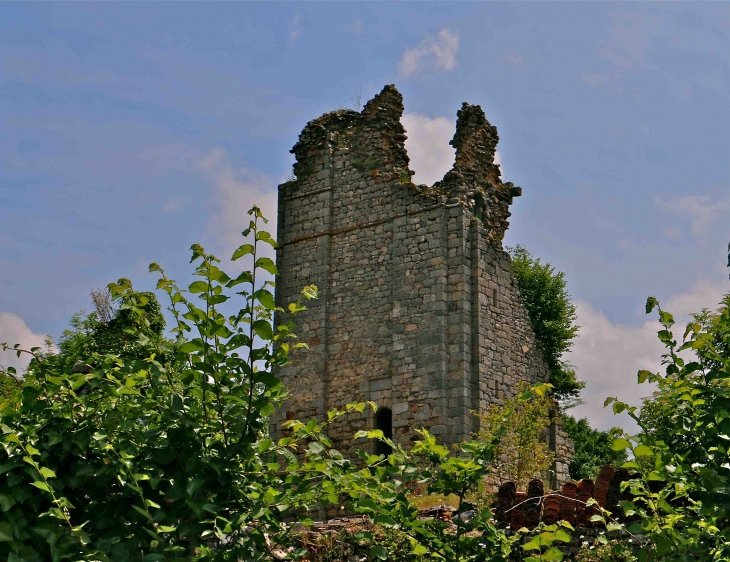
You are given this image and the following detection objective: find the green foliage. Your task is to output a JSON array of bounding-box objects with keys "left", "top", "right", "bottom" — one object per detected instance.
[
  {"left": 604, "top": 293, "right": 730, "bottom": 561},
  {"left": 562, "top": 416, "right": 627, "bottom": 481},
  {"left": 26, "top": 288, "right": 172, "bottom": 384},
  {"left": 0, "top": 205, "right": 537, "bottom": 561},
  {"left": 0, "top": 372, "right": 20, "bottom": 409},
  {"left": 473, "top": 383, "right": 555, "bottom": 489},
  {"left": 293, "top": 526, "right": 414, "bottom": 562},
  {"left": 518, "top": 521, "right": 574, "bottom": 562},
  {"left": 574, "top": 538, "right": 637, "bottom": 562},
  {"left": 507, "top": 246, "right": 583, "bottom": 402}
]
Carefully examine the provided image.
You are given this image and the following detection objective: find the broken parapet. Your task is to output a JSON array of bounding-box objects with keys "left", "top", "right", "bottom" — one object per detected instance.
[
  {"left": 284, "top": 85, "right": 520, "bottom": 244},
  {"left": 440, "top": 102, "right": 522, "bottom": 243},
  {"left": 287, "top": 85, "right": 409, "bottom": 196}
]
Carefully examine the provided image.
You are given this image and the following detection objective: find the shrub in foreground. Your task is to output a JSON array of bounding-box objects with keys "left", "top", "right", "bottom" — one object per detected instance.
[{"left": 0, "top": 207, "right": 524, "bottom": 562}]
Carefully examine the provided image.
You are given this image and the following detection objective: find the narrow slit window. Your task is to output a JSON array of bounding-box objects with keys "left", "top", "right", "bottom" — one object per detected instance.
[{"left": 375, "top": 407, "right": 393, "bottom": 456}]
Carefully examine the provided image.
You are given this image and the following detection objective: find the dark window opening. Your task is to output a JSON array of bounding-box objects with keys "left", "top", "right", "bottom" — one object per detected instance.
[{"left": 375, "top": 407, "right": 393, "bottom": 457}]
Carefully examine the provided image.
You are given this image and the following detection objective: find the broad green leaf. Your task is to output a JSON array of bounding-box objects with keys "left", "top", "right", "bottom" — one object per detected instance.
[
  {"left": 542, "top": 547, "right": 564, "bottom": 561},
  {"left": 257, "top": 438, "right": 273, "bottom": 453},
  {"left": 177, "top": 342, "right": 202, "bottom": 354},
  {"left": 231, "top": 244, "right": 254, "bottom": 261},
  {"left": 373, "top": 514, "right": 396, "bottom": 527},
  {"left": 369, "top": 545, "right": 388, "bottom": 560},
  {"left": 0, "top": 494, "right": 15, "bottom": 512},
  {"left": 255, "top": 231, "right": 278, "bottom": 248},
  {"left": 633, "top": 444, "right": 653, "bottom": 457},
  {"left": 658, "top": 310, "right": 674, "bottom": 327},
  {"left": 30, "top": 481, "right": 51, "bottom": 493},
  {"left": 0, "top": 522, "right": 12, "bottom": 542},
  {"left": 254, "top": 257, "right": 278, "bottom": 276},
  {"left": 256, "top": 290, "right": 276, "bottom": 310},
  {"left": 39, "top": 467, "right": 56, "bottom": 479},
  {"left": 647, "top": 471, "right": 665, "bottom": 481},
  {"left": 188, "top": 281, "right": 208, "bottom": 294},
  {"left": 227, "top": 271, "right": 253, "bottom": 287},
  {"left": 611, "top": 438, "right": 631, "bottom": 451},
  {"left": 252, "top": 319, "right": 273, "bottom": 341},
  {"left": 132, "top": 505, "right": 152, "bottom": 520}
]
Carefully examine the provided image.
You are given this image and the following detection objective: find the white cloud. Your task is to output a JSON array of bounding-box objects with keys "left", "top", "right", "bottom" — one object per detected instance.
[
  {"left": 144, "top": 144, "right": 278, "bottom": 259},
  {"left": 402, "top": 112, "right": 503, "bottom": 186},
  {"left": 398, "top": 29, "right": 459, "bottom": 78},
  {"left": 402, "top": 113, "right": 454, "bottom": 185},
  {"left": 196, "top": 148, "right": 278, "bottom": 258},
  {"left": 655, "top": 194, "right": 730, "bottom": 236},
  {"left": 568, "top": 279, "right": 729, "bottom": 432},
  {"left": 0, "top": 313, "right": 49, "bottom": 374},
  {"left": 289, "top": 14, "right": 303, "bottom": 41}
]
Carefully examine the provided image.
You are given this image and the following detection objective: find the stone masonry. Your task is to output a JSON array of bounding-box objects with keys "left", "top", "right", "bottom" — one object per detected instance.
[{"left": 272, "top": 85, "right": 572, "bottom": 487}]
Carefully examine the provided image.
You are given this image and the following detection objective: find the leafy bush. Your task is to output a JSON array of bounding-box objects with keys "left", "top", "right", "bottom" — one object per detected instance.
[
  {"left": 473, "top": 383, "right": 555, "bottom": 489},
  {"left": 574, "top": 538, "right": 637, "bottom": 562},
  {"left": 508, "top": 246, "right": 583, "bottom": 403},
  {"left": 562, "top": 416, "right": 627, "bottom": 481},
  {"left": 0, "top": 206, "right": 534, "bottom": 561},
  {"left": 606, "top": 294, "right": 730, "bottom": 560}
]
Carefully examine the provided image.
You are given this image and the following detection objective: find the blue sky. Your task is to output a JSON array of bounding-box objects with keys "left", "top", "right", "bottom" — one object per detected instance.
[{"left": 3, "top": 2, "right": 730, "bottom": 429}]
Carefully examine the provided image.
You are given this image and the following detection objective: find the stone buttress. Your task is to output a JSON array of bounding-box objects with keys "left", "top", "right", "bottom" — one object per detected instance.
[{"left": 272, "top": 85, "right": 572, "bottom": 487}]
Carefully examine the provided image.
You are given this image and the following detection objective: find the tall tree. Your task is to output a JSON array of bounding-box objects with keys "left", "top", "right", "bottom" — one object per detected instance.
[
  {"left": 508, "top": 245, "right": 583, "bottom": 404},
  {"left": 561, "top": 415, "right": 627, "bottom": 480}
]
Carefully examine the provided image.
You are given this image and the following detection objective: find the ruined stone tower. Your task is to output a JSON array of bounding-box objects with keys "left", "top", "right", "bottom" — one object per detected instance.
[{"left": 272, "top": 85, "right": 572, "bottom": 485}]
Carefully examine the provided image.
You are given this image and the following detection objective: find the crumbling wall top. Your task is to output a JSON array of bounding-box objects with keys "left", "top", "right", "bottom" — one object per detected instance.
[{"left": 285, "top": 85, "right": 522, "bottom": 244}]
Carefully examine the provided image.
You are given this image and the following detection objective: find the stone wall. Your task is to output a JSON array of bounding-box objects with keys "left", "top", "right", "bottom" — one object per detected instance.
[{"left": 272, "top": 85, "right": 572, "bottom": 484}]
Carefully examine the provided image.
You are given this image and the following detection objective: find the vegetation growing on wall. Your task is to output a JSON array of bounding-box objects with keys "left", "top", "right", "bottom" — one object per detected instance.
[
  {"left": 473, "top": 383, "right": 555, "bottom": 489},
  {"left": 508, "top": 245, "right": 583, "bottom": 403}
]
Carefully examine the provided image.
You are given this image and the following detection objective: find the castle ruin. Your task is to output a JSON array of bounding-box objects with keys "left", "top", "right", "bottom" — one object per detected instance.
[{"left": 272, "top": 85, "right": 572, "bottom": 486}]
